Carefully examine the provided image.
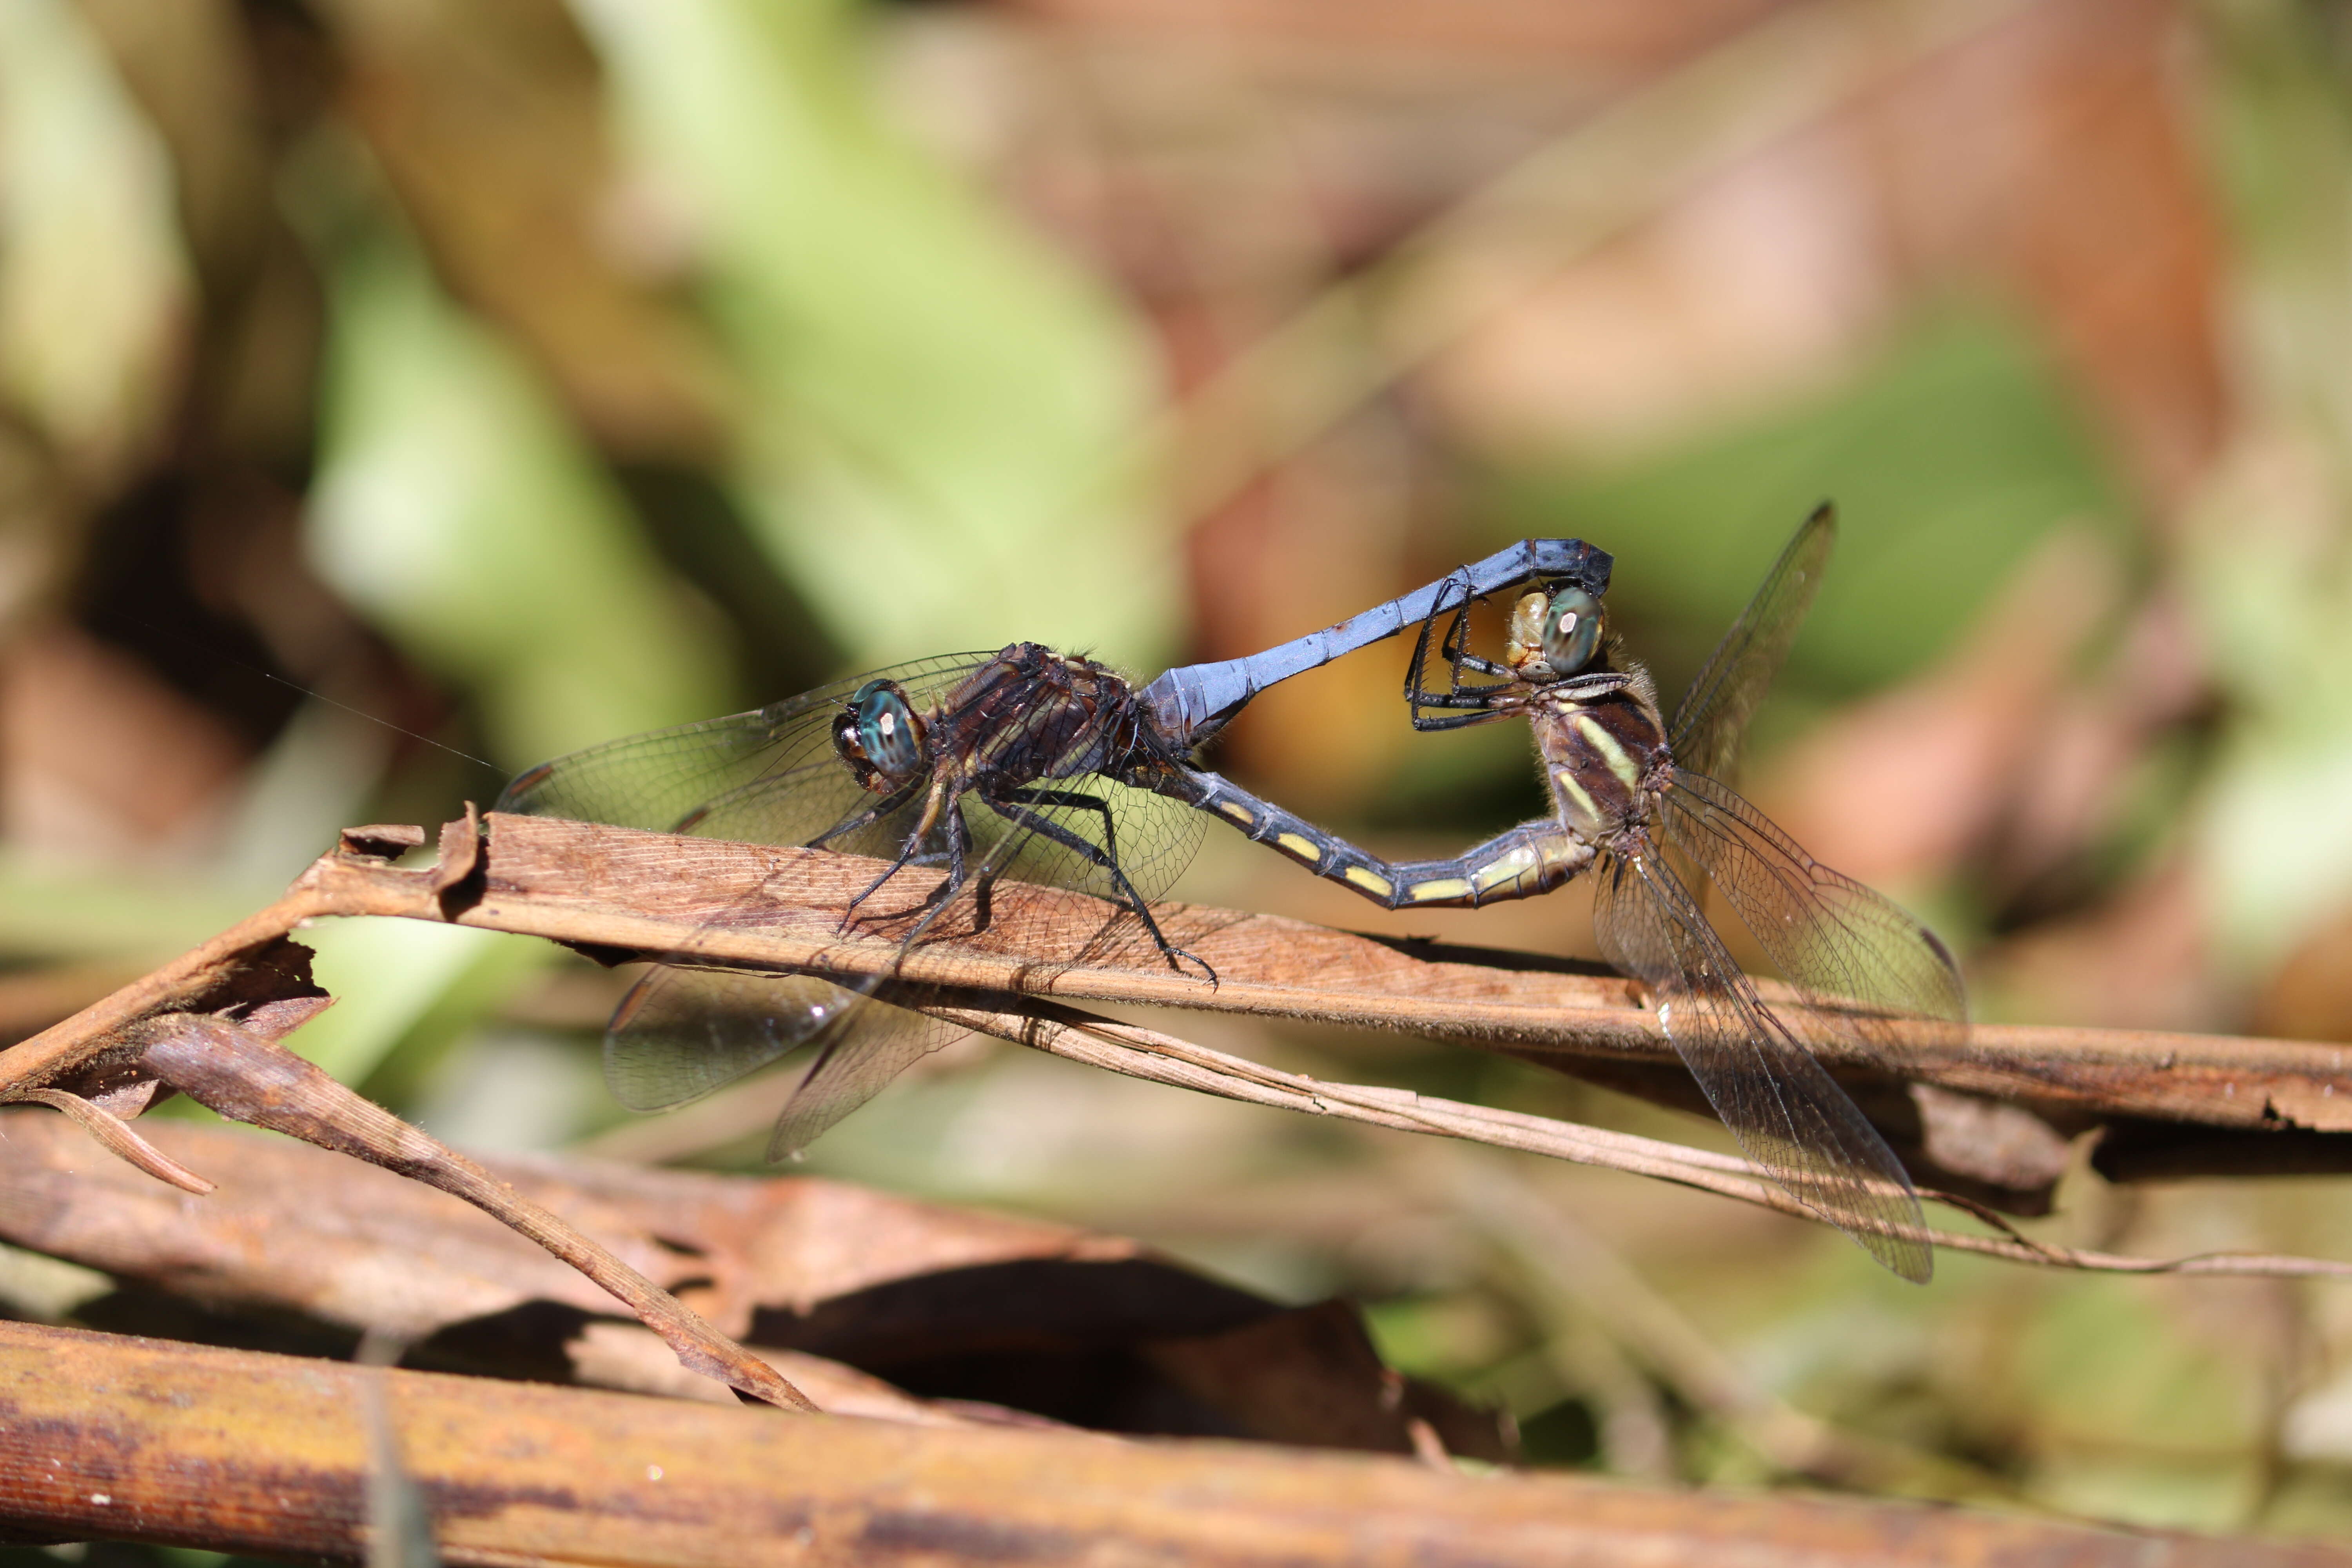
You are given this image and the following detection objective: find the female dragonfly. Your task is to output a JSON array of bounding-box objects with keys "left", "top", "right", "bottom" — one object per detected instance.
[{"left": 1181, "top": 506, "right": 1968, "bottom": 1281}]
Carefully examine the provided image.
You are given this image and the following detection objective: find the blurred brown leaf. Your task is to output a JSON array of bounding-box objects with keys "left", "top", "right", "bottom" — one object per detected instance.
[
  {"left": 2258, "top": 902, "right": 2352, "bottom": 1045},
  {"left": 0, "top": 1109, "right": 1506, "bottom": 1455},
  {"left": 0, "top": 619, "right": 247, "bottom": 857},
  {"left": 315, "top": 0, "right": 735, "bottom": 460},
  {"left": 1759, "top": 526, "right": 2125, "bottom": 892}
]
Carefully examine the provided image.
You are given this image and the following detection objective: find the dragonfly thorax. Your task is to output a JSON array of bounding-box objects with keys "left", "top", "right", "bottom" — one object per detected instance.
[
  {"left": 927, "top": 643, "right": 1160, "bottom": 792},
  {"left": 1533, "top": 681, "right": 1669, "bottom": 843}
]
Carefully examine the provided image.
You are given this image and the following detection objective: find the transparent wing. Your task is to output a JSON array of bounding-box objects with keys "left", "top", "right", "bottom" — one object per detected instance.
[
  {"left": 1669, "top": 505, "right": 1834, "bottom": 786},
  {"left": 769, "top": 775, "right": 1209, "bottom": 1149},
  {"left": 822, "top": 661, "right": 1213, "bottom": 961},
  {"left": 765, "top": 991, "right": 965, "bottom": 1160},
  {"left": 1661, "top": 769, "right": 1965, "bottom": 1068},
  {"left": 494, "top": 653, "right": 997, "bottom": 839},
  {"left": 603, "top": 969, "right": 873, "bottom": 1111},
  {"left": 601, "top": 966, "right": 967, "bottom": 1159},
  {"left": 548, "top": 653, "right": 1210, "bottom": 1160},
  {"left": 969, "top": 775, "right": 1209, "bottom": 959},
  {"left": 1593, "top": 848, "right": 1932, "bottom": 1283},
  {"left": 499, "top": 656, "right": 1004, "bottom": 1154}
]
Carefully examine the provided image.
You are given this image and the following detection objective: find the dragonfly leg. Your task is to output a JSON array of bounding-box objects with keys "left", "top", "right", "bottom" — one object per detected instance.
[
  {"left": 809, "top": 775, "right": 925, "bottom": 852},
  {"left": 997, "top": 786, "right": 1129, "bottom": 873},
  {"left": 1410, "top": 708, "right": 1511, "bottom": 732},
  {"left": 1438, "top": 597, "right": 1514, "bottom": 682},
  {"left": 1406, "top": 598, "right": 1517, "bottom": 728},
  {"left": 1166, "top": 769, "right": 1594, "bottom": 910},
  {"left": 949, "top": 799, "right": 995, "bottom": 934},
  {"left": 987, "top": 788, "right": 1216, "bottom": 984},
  {"left": 842, "top": 786, "right": 968, "bottom": 929}
]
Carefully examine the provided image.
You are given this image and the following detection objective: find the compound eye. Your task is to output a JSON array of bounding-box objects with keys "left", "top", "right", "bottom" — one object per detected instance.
[
  {"left": 1503, "top": 592, "right": 1548, "bottom": 671},
  {"left": 1543, "top": 588, "right": 1604, "bottom": 673},
  {"left": 837, "top": 679, "right": 926, "bottom": 784}
]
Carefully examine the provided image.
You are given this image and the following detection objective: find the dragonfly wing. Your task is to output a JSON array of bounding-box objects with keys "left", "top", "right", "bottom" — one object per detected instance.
[
  {"left": 764, "top": 750, "right": 1218, "bottom": 1152},
  {"left": 1661, "top": 769, "right": 1965, "bottom": 1067},
  {"left": 1668, "top": 505, "right": 1834, "bottom": 786},
  {"left": 497, "top": 708, "right": 801, "bottom": 831},
  {"left": 766, "top": 995, "right": 965, "bottom": 1160},
  {"left": 602, "top": 965, "right": 966, "bottom": 1157},
  {"left": 758, "top": 787, "right": 1202, "bottom": 1157},
  {"left": 1593, "top": 849, "right": 1933, "bottom": 1283},
  {"left": 768, "top": 768, "right": 1210, "bottom": 1145},
  {"left": 495, "top": 654, "right": 998, "bottom": 840},
  {"left": 515, "top": 651, "right": 1208, "bottom": 1161},
  {"left": 977, "top": 777, "right": 1207, "bottom": 943},
  {"left": 504, "top": 656, "right": 1003, "bottom": 1156},
  {"left": 894, "top": 668, "right": 1215, "bottom": 962},
  {"left": 603, "top": 967, "right": 860, "bottom": 1110}
]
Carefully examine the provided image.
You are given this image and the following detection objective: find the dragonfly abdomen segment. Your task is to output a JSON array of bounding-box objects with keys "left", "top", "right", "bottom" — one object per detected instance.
[
  {"left": 1165, "top": 770, "right": 1594, "bottom": 909},
  {"left": 1138, "top": 540, "right": 1614, "bottom": 748}
]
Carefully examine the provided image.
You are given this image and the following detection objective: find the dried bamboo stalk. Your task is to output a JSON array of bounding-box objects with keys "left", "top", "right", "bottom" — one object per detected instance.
[{"left": 1, "top": 1320, "right": 2333, "bottom": 1568}]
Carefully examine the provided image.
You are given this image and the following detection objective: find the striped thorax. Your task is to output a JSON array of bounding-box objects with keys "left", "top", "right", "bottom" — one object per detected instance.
[{"left": 1531, "top": 671, "right": 1669, "bottom": 848}]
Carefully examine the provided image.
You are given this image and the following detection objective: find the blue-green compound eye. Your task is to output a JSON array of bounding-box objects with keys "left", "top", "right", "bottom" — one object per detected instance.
[
  {"left": 845, "top": 679, "right": 926, "bottom": 780},
  {"left": 1543, "top": 587, "right": 1604, "bottom": 673}
]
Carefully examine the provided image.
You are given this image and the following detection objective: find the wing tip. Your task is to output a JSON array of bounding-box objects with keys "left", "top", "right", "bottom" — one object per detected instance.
[{"left": 1875, "top": 1235, "right": 1936, "bottom": 1285}]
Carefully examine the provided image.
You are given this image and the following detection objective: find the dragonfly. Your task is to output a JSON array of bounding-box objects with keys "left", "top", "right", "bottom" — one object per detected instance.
[
  {"left": 497, "top": 540, "right": 1617, "bottom": 1162},
  {"left": 1393, "top": 505, "right": 1966, "bottom": 1281},
  {"left": 1107, "top": 510, "right": 1964, "bottom": 1277}
]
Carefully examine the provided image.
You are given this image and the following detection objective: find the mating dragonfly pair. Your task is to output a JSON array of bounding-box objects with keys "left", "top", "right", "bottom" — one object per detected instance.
[{"left": 501, "top": 508, "right": 1965, "bottom": 1282}]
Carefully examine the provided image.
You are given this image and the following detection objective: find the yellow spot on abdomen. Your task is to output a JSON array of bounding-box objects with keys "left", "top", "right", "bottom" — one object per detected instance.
[
  {"left": 1343, "top": 866, "right": 1394, "bottom": 898},
  {"left": 1218, "top": 800, "right": 1255, "bottom": 826},
  {"left": 1406, "top": 877, "right": 1474, "bottom": 903},
  {"left": 1472, "top": 846, "right": 1538, "bottom": 891},
  {"left": 1275, "top": 832, "right": 1324, "bottom": 865}
]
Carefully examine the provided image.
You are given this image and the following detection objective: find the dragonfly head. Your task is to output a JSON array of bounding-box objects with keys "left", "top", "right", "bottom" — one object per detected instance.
[
  {"left": 1504, "top": 585, "right": 1606, "bottom": 683},
  {"left": 833, "top": 679, "right": 929, "bottom": 792}
]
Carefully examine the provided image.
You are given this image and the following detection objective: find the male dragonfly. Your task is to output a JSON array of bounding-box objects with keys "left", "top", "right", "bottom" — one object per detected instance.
[{"left": 498, "top": 539, "right": 1615, "bottom": 1163}]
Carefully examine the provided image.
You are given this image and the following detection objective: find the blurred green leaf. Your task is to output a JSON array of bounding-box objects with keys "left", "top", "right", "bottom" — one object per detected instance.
[
  {"left": 0, "top": 0, "right": 190, "bottom": 482},
  {"left": 1484, "top": 307, "right": 2131, "bottom": 699},
  {"left": 0, "top": 854, "right": 250, "bottom": 964},
  {"left": 2191, "top": 525, "right": 2352, "bottom": 973},
  {"left": 1362, "top": 1292, "right": 1521, "bottom": 1385},
  {"left": 571, "top": 0, "right": 1176, "bottom": 668},
  {"left": 2011, "top": 1276, "right": 2262, "bottom": 1527},
  {"left": 306, "top": 230, "right": 733, "bottom": 768},
  {"left": 291, "top": 918, "right": 549, "bottom": 1090},
  {"left": 2187, "top": 1, "right": 2352, "bottom": 980}
]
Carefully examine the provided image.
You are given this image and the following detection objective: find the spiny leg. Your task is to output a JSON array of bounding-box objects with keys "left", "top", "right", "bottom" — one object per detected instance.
[
  {"left": 988, "top": 786, "right": 1203, "bottom": 976},
  {"left": 987, "top": 788, "right": 1216, "bottom": 983},
  {"left": 999, "top": 786, "right": 1128, "bottom": 873},
  {"left": 948, "top": 799, "right": 992, "bottom": 933},
  {"left": 1439, "top": 596, "right": 1514, "bottom": 683},
  {"left": 1406, "top": 597, "right": 1515, "bottom": 723},
  {"left": 1412, "top": 709, "right": 1512, "bottom": 733},
  {"left": 809, "top": 775, "right": 924, "bottom": 851},
  {"left": 842, "top": 780, "right": 964, "bottom": 927},
  {"left": 848, "top": 797, "right": 981, "bottom": 955}
]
